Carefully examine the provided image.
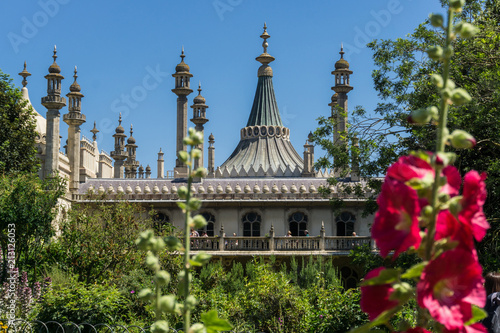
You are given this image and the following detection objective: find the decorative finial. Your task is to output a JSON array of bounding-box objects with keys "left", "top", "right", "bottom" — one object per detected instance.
[
  {"left": 53, "top": 45, "right": 57, "bottom": 63},
  {"left": 256, "top": 23, "right": 275, "bottom": 71},
  {"left": 180, "top": 46, "right": 185, "bottom": 62},
  {"left": 73, "top": 66, "right": 78, "bottom": 81},
  {"left": 130, "top": 124, "right": 133, "bottom": 136},
  {"left": 260, "top": 23, "right": 270, "bottom": 54},
  {"left": 198, "top": 81, "right": 202, "bottom": 95},
  {"left": 19, "top": 61, "right": 31, "bottom": 88},
  {"left": 118, "top": 113, "right": 122, "bottom": 125},
  {"left": 159, "top": 148, "right": 162, "bottom": 153},
  {"left": 340, "top": 43, "right": 345, "bottom": 59},
  {"left": 90, "top": 121, "right": 99, "bottom": 141}
]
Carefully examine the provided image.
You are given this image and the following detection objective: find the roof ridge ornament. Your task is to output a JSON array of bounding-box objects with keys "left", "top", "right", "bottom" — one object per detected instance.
[
  {"left": 256, "top": 23, "right": 275, "bottom": 72},
  {"left": 19, "top": 61, "right": 31, "bottom": 88}
]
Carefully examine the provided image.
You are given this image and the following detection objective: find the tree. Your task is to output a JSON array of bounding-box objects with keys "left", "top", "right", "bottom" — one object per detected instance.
[
  {"left": 312, "top": 0, "right": 500, "bottom": 271},
  {"left": 0, "top": 173, "right": 65, "bottom": 281},
  {"left": 0, "top": 69, "right": 39, "bottom": 175}
]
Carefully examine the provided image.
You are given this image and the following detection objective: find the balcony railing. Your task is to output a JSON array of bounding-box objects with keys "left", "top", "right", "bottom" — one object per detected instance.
[{"left": 189, "top": 232, "right": 372, "bottom": 254}]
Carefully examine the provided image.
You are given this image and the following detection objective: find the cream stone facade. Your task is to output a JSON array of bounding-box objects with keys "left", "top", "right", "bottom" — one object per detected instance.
[{"left": 23, "top": 26, "right": 374, "bottom": 274}]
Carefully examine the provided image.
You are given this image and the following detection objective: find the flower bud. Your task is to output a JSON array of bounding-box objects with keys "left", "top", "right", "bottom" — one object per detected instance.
[
  {"left": 445, "top": 79, "right": 455, "bottom": 90},
  {"left": 449, "top": 196, "right": 463, "bottom": 216},
  {"left": 183, "top": 137, "right": 194, "bottom": 146},
  {"left": 408, "top": 106, "right": 437, "bottom": 125},
  {"left": 454, "top": 22, "right": 479, "bottom": 38},
  {"left": 193, "top": 167, "right": 208, "bottom": 178},
  {"left": 451, "top": 88, "right": 472, "bottom": 105},
  {"left": 146, "top": 252, "right": 160, "bottom": 270},
  {"left": 158, "top": 295, "right": 177, "bottom": 313},
  {"left": 177, "top": 186, "right": 188, "bottom": 199},
  {"left": 188, "top": 323, "right": 207, "bottom": 333},
  {"left": 430, "top": 74, "right": 443, "bottom": 88},
  {"left": 192, "top": 148, "right": 202, "bottom": 160},
  {"left": 178, "top": 151, "right": 189, "bottom": 163},
  {"left": 155, "top": 271, "right": 171, "bottom": 286},
  {"left": 450, "top": 0, "right": 465, "bottom": 11},
  {"left": 151, "top": 237, "right": 165, "bottom": 254},
  {"left": 164, "top": 236, "right": 183, "bottom": 251},
  {"left": 185, "top": 295, "right": 198, "bottom": 310},
  {"left": 429, "top": 13, "right": 444, "bottom": 27},
  {"left": 151, "top": 320, "right": 170, "bottom": 333},
  {"left": 443, "top": 45, "right": 454, "bottom": 60},
  {"left": 450, "top": 129, "right": 476, "bottom": 149},
  {"left": 192, "top": 132, "right": 203, "bottom": 145},
  {"left": 427, "top": 46, "right": 443, "bottom": 60},
  {"left": 138, "top": 288, "right": 154, "bottom": 301},
  {"left": 135, "top": 230, "right": 155, "bottom": 251},
  {"left": 188, "top": 198, "right": 202, "bottom": 210},
  {"left": 192, "top": 214, "right": 207, "bottom": 229}
]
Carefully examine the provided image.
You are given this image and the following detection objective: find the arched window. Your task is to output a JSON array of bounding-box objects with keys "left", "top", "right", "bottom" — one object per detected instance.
[
  {"left": 198, "top": 212, "right": 215, "bottom": 236},
  {"left": 242, "top": 212, "right": 261, "bottom": 237},
  {"left": 153, "top": 212, "right": 171, "bottom": 233},
  {"left": 336, "top": 212, "right": 355, "bottom": 236},
  {"left": 288, "top": 212, "right": 308, "bottom": 236}
]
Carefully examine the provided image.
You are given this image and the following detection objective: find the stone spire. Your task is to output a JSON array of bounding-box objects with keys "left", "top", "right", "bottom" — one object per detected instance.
[
  {"left": 172, "top": 47, "right": 193, "bottom": 178},
  {"left": 208, "top": 133, "right": 215, "bottom": 177},
  {"left": 331, "top": 44, "right": 353, "bottom": 177},
  {"left": 63, "top": 66, "right": 86, "bottom": 192},
  {"left": 125, "top": 125, "right": 139, "bottom": 178},
  {"left": 110, "top": 113, "right": 128, "bottom": 178},
  {"left": 220, "top": 25, "right": 303, "bottom": 177},
  {"left": 191, "top": 82, "right": 209, "bottom": 170},
  {"left": 157, "top": 148, "right": 164, "bottom": 178},
  {"left": 302, "top": 132, "right": 316, "bottom": 177},
  {"left": 41, "top": 46, "right": 66, "bottom": 178}
]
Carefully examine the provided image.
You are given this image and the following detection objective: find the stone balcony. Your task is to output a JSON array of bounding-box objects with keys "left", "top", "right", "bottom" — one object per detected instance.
[{"left": 189, "top": 235, "right": 373, "bottom": 257}]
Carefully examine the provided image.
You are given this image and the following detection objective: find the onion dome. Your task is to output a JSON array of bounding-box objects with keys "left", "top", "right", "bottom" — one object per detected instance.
[
  {"left": 127, "top": 125, "right": 136, "bottom": 144},
  {"left": 209, "top": 133, "right": 215, "bottom": 141},
  {"left": 48, "top": 46, "right": 61, "bottom": 74},
  {"left": 335, "top": 44, "right": 349, "bottom": 69},
  {"left": 308, "top": 131, "right": 313, "bottom": 141},
  {"left": 146, "top": 165, "right": 151, "bottom": 172},
  {"left": 193, "top": 83, "right": 206, "bottom": 104},
  {"left": 115, "top": 113, "right": 125, "bottom": 134},
  {"left": 69, "top": 66, "right": 81, "bottom": 92},
  {"left": 175, "top": 47, "right": 190, "bottom": 73}
]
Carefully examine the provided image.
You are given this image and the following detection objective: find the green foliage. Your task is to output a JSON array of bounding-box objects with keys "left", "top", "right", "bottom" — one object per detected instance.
[
  {"left": 0, "top": 173, "right": 64, "bottom": 281},
  {"left": 34, "top": 282, "right": 130, "bottom": 327},
  {"left": 0, "top": 69, "right": 39, "bottom": 175},
  {"left": 57, "top": 198, "right": 154, "bottom": 283}
]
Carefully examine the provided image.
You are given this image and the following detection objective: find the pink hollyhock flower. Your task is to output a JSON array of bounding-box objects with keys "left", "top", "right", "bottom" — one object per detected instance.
[
  {"left": 360, "top": 267, "right": 399, "bottom": 320},
  {"left": 372, "top": 179, "right": 421, "bottom": 258},
  {"left": 435, "top": 210, "right": 475, "bottom": 251},
  {"left": 417, "top": 249, "right": 485, "bottom": 330},
  {"left": 387, "top": 155, "right": 434, "bottom": 183},
  {"left": 459, "top": 171, "right": 489, "bottom": 242},
  {"left": 441, "top": 166, "right": 461, "bottom": 197},
  {"left": 443, "top": 323, "right": 487, "bottom": 333}
]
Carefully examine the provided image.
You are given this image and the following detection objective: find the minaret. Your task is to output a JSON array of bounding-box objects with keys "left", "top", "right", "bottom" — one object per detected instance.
[
  {"left": 302, "top": 132, "right": 315, "bottom": 177},
  {"left": 157, "top": 148, "right": 164, "bottom": 178},
  {"left": 41, "top": 46, "right": 66, "bottom": 177},
  {"left": 110, "top": 113, "right": 128, "bottom": 178},
  {"left": 172, "top": 47, "right": 193, "bottom": 178},
  {"left": 190, "top": 83, "right": 209, "bottom": 170},
  {"left": 125, "top": 125, "right": 139, "bottom": 178},
  {"left": 331, "top": 44, "right": 353, "bottom": 146},
  {"left": 208, "top": 133, "right": 215, "bottom": 177},
  {"left": 63, "top": 67, "right": 86, "bottom": 192}
]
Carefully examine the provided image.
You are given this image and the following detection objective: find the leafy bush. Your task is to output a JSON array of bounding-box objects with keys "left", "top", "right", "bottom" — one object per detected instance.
[{"left": 34, "top": 282, "right": 130, "bottom": 326}]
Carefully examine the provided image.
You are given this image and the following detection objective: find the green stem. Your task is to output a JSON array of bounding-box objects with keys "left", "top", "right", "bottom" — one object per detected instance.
[
  {"left": 155, "top": 268, "right": 161, "bottom": 321},
  {"left": 184, "top": 148, "right": 193, "bottom": 333},
  {"left": 425, "top": 8, "right": 455, "bottom": 265}
]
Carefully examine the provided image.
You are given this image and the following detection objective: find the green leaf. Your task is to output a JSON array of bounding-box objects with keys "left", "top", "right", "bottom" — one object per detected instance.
[
  {"left": 201, "top": 310, "right": 233, "bottom": 333},
  {"left": 361, "top": 268, "right": 400, "bottom": 286},
  {"left": 401, "top": 261, "right": 427, "bottom": 279},
  {"left": 465, "top": 305, "right": 487, "bottom": 325}
]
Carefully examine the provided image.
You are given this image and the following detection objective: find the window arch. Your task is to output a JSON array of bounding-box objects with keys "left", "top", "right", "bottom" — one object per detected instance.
[
  {"left": 336, "top": 212, "right": 355, "bottom": 236},
  {"left": 198, "top": 212, "right": 215, "bottom": 236},
  {"left": 242, "top": 212, "right": 261, "bottom": 237},
  {"left": 288, "top": 212, "right": 308, "bottom": 236},
  {"left": 153, "top": 212, "right": 171, "bottom": 232}
]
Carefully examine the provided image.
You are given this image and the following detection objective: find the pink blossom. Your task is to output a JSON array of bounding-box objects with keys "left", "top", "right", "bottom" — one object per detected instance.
[
  {"left": 360, "top": 267, "right": 399, "bottom": 320},
  {"left": 387, "top": 155, "right": 434, "bottom": 183},
  {"left": 397, "top": 328, "right": 432, "bottom": 333},
  {"left": 372, "top": 179, "right": 421, "bottom": 258},
  {"left": 459, "top": 171, "right": 489, "bottom": 242},
  {"left": 417, "top": 249, "right": 485, "bottom": 329},
  {"left": 443, "top": 323, "right": 487, "bottom": 333},
  {"left": 435, "top": 210, "right": 475, "bottom": 252}
]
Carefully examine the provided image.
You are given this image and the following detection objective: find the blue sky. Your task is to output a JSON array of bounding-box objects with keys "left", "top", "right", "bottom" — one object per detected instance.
[{"left": 0, "top": 0, "right": 445, "bottom": 173}]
